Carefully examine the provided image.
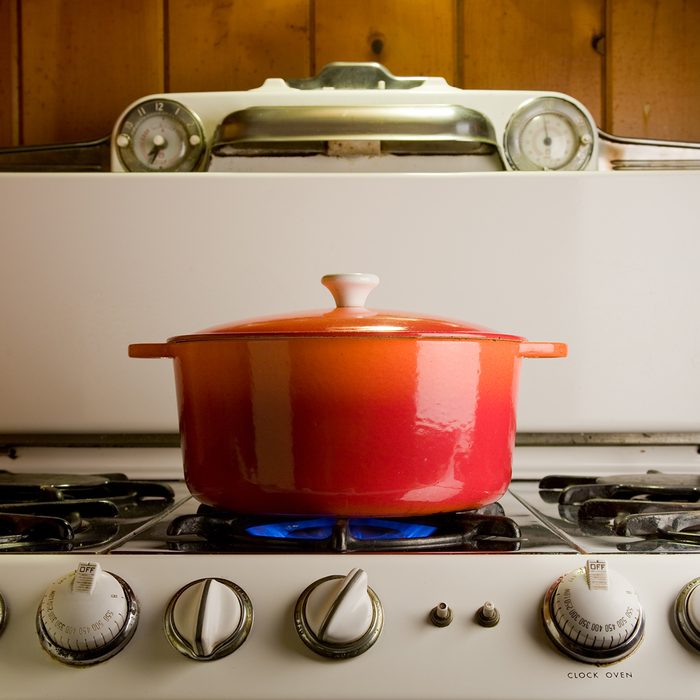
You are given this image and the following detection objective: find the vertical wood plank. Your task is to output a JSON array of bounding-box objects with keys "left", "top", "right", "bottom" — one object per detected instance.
[
  {"left": 461, "top": 0, "right": 604, "bottom": 126},
  {"left": 314, "top": 0, "right": 456, "bottom": 84},
  {"left": 6, "top": 0, "right": 698, "bottom": 147},
  {"left": 0, "top": 0, "right": 19, "bottom": 146},
  {"left": 607, "top": 0, "right": 700, "bottom": 140},
  {"left": 168, "top": 0, "right": 310, "bottom": 91},
  {"left": 21, "top": 0, "right": 164, "bottom": 145}
]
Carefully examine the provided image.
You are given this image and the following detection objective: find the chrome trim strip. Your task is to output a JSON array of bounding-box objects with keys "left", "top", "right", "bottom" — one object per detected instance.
[
  {"left": 599, "top": 130, "right": 700, "bottom": 170},
  {"left": 515, "top": 432, "right": 700, "bottom": 446},
  {"left": 1, "top": 432, "right": 698, "bottom": 451}
]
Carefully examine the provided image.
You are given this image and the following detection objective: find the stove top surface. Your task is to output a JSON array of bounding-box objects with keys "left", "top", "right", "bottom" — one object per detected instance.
[
  {"left": 2, "top": 464, "right": 700, "bottom": 700},
  {"left": 2, "top": 469, "right": 700, "bottom": 555}
]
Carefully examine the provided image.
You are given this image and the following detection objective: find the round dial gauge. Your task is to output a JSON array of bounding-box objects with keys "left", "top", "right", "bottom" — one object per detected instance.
[
  {"left": 115, "top": 99, "right": 206, "bottom": 172},
  {"left": 542, "top": 560, "right": 644, "bottom": 664},
  {"left": 36, "top": 561, "right": 139, "bottom": 666},
  {"left": 505, "top": 97, "right": 595, "bottom": 171}
]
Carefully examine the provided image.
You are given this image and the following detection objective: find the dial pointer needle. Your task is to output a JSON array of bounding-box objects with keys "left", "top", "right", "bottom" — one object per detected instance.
[
  {"left": 148, "top": 134, "right": 166, "bottom": 163},
  {"left": 543, "top": 117, "right": 552, "bottom": 147}
]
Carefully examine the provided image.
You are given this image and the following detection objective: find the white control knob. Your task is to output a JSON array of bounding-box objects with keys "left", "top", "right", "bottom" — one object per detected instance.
[
  {"left": 36, "top": 561, "right": 138, "bottom": 666},
  {"left": 164, "top": 578, "right": 253, "bottom": 660},
  {"left": 542, "top": 560, "right": 644, "bottom": 664},
  {"left": 0, "top": 591, "right": 6, "bottom": 636},
  {"left": 675, "top": 577, "right": 700, "bottom": 651},
  {"left": 294, "top": 568, "right": 383, "bottom": 658}
]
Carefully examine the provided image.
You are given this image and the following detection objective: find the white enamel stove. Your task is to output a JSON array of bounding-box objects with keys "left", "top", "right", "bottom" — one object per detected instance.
[{"left": 1, "top": 444, "right": 699, "bottom": 700}]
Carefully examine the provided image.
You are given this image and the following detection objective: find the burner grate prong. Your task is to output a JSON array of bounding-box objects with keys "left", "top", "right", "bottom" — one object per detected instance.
[
  {"left": 623, "top": 510, "right": 700, "bottom": 540},
  {"left": 0, "top": 513, "right": 73, "bottom": 548}
]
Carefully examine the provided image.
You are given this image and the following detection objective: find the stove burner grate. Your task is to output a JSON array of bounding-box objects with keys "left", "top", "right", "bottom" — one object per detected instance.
[
  {"left": 0, "top": 471, "right": 175, "bottom": 551},
  {"left": 539, "top": 471, "right": 700, "bottom": 549},
  {"left": 166, "top": 503, "right": 522, "bottom": 553}
]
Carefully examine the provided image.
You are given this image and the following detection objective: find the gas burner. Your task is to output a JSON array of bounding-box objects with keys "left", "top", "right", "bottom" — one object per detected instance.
[
  {"left": 0, "top": 471, "right": 175, "bottom": 508},
  {"left": 166, "top": 504, "right": 522, "bottom": 553},
  {"left": 539, "top": 471, "right": 700, "bottom": 546},
  {"left": 0, "top": 471, "right": 175, "bottom": 551}
]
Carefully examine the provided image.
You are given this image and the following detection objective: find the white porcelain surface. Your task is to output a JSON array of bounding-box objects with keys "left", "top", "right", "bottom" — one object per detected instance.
[
  {"left": 1, "top": 172, "right": 700, "bottom": 434},
  {"left": 1, "top": 553, "right": 699, "bottom": 700}
]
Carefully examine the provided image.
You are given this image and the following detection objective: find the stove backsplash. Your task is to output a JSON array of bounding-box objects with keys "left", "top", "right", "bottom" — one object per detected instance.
[{"left": 1, "top": 171, "right": 699, "bottom": 443}]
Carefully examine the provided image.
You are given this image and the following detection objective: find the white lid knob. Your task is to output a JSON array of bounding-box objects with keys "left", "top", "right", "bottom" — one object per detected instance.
[{"left": 321, "top": 273, "right": 379, "bottom": 308}]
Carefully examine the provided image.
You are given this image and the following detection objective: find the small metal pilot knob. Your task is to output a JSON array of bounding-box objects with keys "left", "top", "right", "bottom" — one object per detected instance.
[
  {"left": 476, "top": 601, "right": 500, "bottom": 627},
  {"left": 429, "top": 602, "right": 453, "bottom": 627}
]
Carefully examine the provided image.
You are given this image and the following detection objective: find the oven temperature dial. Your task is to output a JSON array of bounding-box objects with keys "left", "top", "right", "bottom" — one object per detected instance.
[
  {"left": 36, "top": 561, "right": 139, "bottom": 666},
  {"left": 294, "top": 568, "right": 383, "bottom": 659},
  {"left": 542, "top": 559, "right": 644, "bottom": 664}
]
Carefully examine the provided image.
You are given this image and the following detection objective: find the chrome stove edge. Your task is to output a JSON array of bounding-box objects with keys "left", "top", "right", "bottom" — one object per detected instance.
[{"left": 2, "top": 433, "right": 699, "bottom": 481}]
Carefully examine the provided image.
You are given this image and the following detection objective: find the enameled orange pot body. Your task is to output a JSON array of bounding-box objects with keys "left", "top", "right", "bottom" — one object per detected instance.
[
  {"left": 130, "top": 274, "right": 566, "bottom": 516},
  {"left": 132, "top": 335, "right": 563, "bottom": 516}
]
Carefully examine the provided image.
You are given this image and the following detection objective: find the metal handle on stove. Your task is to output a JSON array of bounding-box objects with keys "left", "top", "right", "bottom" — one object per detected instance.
[
  {"left": 598, "top": 130, "right": 700, "bottom": 171},
  {"left": 284, "top": 62, "right": 425, "bottom": 90},
  {"left": 212, "top": 104, "right": 498, "bottom": 157}
]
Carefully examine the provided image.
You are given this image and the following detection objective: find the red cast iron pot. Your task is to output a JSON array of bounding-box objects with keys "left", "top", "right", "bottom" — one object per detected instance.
[{"left": 129, "top": 274, "right": 566, "bottom": 516}]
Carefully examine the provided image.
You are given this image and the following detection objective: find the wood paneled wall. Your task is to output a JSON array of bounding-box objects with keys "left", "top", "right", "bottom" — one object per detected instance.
[{"left": 1, "top": 0, "right": 698, "bottom": 148}]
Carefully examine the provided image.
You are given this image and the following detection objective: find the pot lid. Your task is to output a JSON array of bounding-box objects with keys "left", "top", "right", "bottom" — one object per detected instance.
[{"left": 173, "top": 274, "right": 523, "bottom": 341}]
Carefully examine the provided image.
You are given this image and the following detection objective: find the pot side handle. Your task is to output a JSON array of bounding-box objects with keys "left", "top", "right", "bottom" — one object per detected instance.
[
  {"left": 518, "top": 342, "right": 568, "bottom": 358},
  {"left": 128, "top": 343, "right": 173, "bottom": 359}
]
